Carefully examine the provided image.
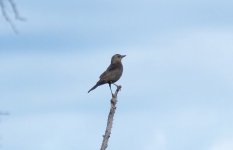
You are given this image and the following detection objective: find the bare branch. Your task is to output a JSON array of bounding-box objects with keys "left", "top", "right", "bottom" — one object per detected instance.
[
  {"left": 8, "top": 0, "right": 25, "bottom": 21},
  {"left": 0, "top": 0, "right": 17, "bottom": 33},
  {"left": 0, "top": 0, "right": 25, "bottom": 33},
  {"left": 100, "top": 85, "right": 122, "bottom": 150}
]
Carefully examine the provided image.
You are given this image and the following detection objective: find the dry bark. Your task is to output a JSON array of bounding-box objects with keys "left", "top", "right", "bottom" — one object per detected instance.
[{"left": 100, "top": 85, "right": 122, "bottom": 150}]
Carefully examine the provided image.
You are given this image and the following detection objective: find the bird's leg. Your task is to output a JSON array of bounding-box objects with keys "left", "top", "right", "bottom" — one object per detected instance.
[
  {"left": 113, "top": 83, "right": 119, "bottom": 88},
  {"left": 108, "top": 83, "right": 113, "bottom": 96},
  {"left": 113, "top": 83, "right": 121, "bottom": 92}
]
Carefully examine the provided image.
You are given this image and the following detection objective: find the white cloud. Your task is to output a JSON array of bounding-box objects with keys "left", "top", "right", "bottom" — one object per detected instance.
[
  {"left": 145, "top": 130, "right": 167, "bottom": 150},
  {"left": 1, "top": 24, "right": 233, "bottom": 150},
  {"left": 0, "top": 112, "right": 105, "bottom": 150},
  {"left": 210, "top": 137, "right": 233, "bottom": 150}
]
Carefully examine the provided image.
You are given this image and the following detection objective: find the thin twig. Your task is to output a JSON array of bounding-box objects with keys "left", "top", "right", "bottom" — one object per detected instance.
[
  {"left": 0, "top": 0, "right": 17, "bottom": 33},
  {"left": 100, "top": 85, "right": 122, "bottom": 150},
  {"left": 0, "top": 0, "right": 25, "bottom": 33},
  {"left": 8, "top": 0, "right": 25, "bottom": 21}
]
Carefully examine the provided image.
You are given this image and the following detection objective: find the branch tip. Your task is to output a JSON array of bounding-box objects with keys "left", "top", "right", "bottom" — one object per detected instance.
[{"left": 100, "top": 85, "right": 122, "bottom": 150}]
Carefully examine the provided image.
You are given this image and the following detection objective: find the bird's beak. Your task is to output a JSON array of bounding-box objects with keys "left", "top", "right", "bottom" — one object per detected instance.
[{"left": 121, "top": 55, "right": 126, "bottom": 58}]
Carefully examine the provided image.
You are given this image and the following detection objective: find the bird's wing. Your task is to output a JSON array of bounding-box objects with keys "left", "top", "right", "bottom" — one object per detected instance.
[{"left": 99, "top": 64, "right": 118, "bottom": 79}]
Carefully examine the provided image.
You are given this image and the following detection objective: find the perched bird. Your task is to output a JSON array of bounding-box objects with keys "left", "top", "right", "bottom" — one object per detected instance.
[{"left": 88, "top": 54, "right": 126, "bottom": 94}]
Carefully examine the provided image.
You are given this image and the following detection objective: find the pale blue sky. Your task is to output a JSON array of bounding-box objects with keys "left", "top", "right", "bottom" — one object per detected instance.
[{"left": 1, "top": 0, "right": 233, "bottom": 150}]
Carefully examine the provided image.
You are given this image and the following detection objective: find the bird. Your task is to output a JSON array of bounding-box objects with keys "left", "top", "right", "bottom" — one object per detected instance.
[{"left": 88, "top": 54, "right": 126, "bottom": 94}]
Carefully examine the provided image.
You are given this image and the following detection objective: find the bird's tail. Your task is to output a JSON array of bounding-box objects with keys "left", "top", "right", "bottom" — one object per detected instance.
[{"left": 88, "top": 84, "right": 98, "bottom": 93}]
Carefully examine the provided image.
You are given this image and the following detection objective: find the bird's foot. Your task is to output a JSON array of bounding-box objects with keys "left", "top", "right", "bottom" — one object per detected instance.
[
  {"left": 113, "top": 83, "right": 119, "bottom": 87},
  {"left": 113, "top": 84, "right": 121, "bottom": 90}
]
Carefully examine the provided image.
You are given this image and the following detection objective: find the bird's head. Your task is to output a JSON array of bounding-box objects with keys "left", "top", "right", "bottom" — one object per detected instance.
[{"left": 111, "top": 54, "right": 126, "bottom": 64}]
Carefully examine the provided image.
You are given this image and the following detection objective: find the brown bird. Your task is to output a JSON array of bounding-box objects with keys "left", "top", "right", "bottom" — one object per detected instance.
[{"left": 88, "top": 54, "right": 126, "bottom": 94}]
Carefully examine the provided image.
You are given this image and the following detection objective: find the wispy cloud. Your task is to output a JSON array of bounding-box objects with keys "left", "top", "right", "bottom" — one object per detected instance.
[
  {"left": 0, "top": 112, "right": 105, "bottom": 150},
  {"left": 210, "top": 137, "right": 233, "bottom": 150}
]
